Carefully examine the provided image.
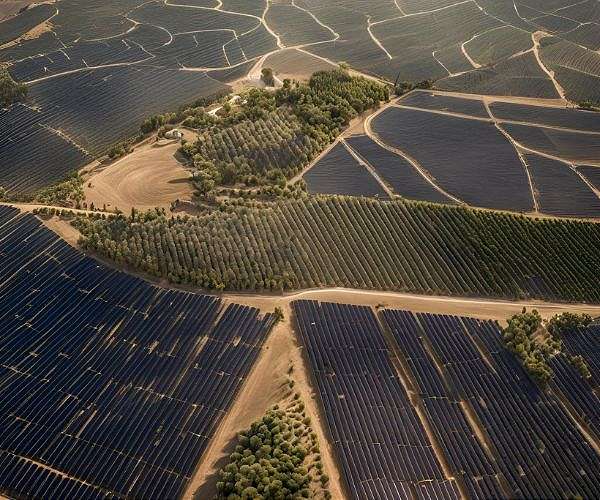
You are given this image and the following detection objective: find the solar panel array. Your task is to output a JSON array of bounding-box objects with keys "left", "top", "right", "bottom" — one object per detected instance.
[
  {"left": 551, "top": 325, "right": 600, "bottom": 437},
  {"left": 0, "top": 206, "right": 275, "bottom": 499},
  {"left": 294, "top": 300, "right": 600, "bottom": 500},
  {"left": 293, "top": 300, "right": 459, "bottom": 500}
]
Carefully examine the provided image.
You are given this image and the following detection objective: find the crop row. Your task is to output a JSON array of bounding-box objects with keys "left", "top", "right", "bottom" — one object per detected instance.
[{"left": 76, "top": 196, "right": 600, "bottom": 303}]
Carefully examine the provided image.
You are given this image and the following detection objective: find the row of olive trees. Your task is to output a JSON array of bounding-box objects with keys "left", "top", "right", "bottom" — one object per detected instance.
[{"left": 74, "top": 196, "right": 600, "bottom": 302}]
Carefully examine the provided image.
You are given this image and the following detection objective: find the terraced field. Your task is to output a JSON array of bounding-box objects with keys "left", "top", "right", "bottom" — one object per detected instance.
[
  {"left": 3, "top": 3, "right": 600, "bottom": 500},
  {"left": 3, "top": 0, "right": 600, "bottom": 195}
]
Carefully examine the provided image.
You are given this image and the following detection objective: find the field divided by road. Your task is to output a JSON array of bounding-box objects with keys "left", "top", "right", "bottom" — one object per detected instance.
[
  {"left": 0, "top": 205, "right": 276, "bottom": 499},
  {"left": 293, "top": 299, "right": 600, "bottom": 500},
  {"left": 304, "top": 90, "right": 600, "bottom": 218}
]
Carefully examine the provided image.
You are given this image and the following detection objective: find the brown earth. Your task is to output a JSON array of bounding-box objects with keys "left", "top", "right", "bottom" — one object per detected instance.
[
  {"left": 264, "top": 47, "right": 337, "bottom": 82},
  {"left": 84, "top": 136, "right": 195, "bottom": 214},
  {"left": 185, "top": 301, "right": 346, "bottom": 499}
]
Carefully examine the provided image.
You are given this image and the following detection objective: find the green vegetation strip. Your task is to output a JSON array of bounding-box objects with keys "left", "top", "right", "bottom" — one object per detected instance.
[
  {"left": 146, "top": 70, "right": 389, "bottom": 197},
  {"left": 0, "top": 68, "right": 27, "bottom": 108},
  {"left": 75, "top": 197, "right": 600, "bottom": 303},
  {"left": 211, "top": 399, "right": 330, "bottom": 499}
]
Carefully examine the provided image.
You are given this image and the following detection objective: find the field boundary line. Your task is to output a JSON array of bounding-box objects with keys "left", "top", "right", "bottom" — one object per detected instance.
[
  {"left": 532, "top": 31, "right": 567, "bottom": 101},
  {"left": 484, "top": 100, "right": 539, "bottom": 212},
  {"left": 364, "top": 102, "right": 464, "bottom": 205},
  {"left": 340, "top": 138, "right": 395, "bottom": 198}
]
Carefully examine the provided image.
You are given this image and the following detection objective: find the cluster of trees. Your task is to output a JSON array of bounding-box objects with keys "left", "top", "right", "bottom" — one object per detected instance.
[
  {"left": 35, "top": 172, "right": 85, "bottom": 207},
  {"left": 578, "top": 100, "right": 599, "bottom": 111},
  {"left": 502, "top": 309, "right": 560, "bottom": 384},
  {"left": 73, "top": 196, "right": 600, "bottom": 302},
  {"left": 0, "top": 68, "right": 27, "bottom": 108},
  {"left": 546, "top": 312, "right": 592, "bottom": 337},
  {"left": 503, "top": 309, "right": 594, "bottom": 383},
  {"left": 139, "top": 91, "right": 228, "bottom": 134},
  {"left": 261, "top": 67, "right": 275, "bottom": 87},
  {"left": 213, "top": 400, "right": 329, "bottom": 499},
  {"left": 394, "top": 79, "right": 433, "bottom": 96},
  {"left": 179, "top": 70, "right": 389, "bottom": 196},
  {"left": 184, "top": 109, "right": 317, "bottom": 195},
  {"left": 108, "top": 141, "right": 133, "bottom": 160}
]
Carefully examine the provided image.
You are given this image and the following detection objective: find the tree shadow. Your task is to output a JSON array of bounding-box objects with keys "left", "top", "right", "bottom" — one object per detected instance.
[{"left": 192, "top": 432, "right": 239, "bottom": 500}]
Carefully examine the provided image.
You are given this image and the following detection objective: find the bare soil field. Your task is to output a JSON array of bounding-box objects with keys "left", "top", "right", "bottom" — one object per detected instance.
[
  {"left": 264, "top": 48, "right": 337, "bottom": 82},
  {"left": 84, "top": 137, "right": 195, "bottom": 214},
  {"left": 185, "top": 301, "right": 346, "bottom": 500}
]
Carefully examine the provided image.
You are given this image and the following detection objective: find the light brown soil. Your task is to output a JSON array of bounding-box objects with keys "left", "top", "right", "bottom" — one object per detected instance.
[
  {"left": 264, "top": 48, "right": 337, "bottom": 82},
  {"left": 185, "top": 302, "right": 346, "bottom": 499},
  {"left": 84, "top": 138, "right": 195, "bottom": 214},
  {"left": 40, "top": 216, "right": 80, "bottom": 246}
]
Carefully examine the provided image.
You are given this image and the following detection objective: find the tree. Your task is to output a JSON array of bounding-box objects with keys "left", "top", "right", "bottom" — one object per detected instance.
[
  {"left": 0, "top": 68, "right": 27, "bottom": 108},
  {"left": 261, "top": 67, "right": 275, "bottom": 87},
  {"left": 546, "top": 312, "right": 592, "bottom": 338}
]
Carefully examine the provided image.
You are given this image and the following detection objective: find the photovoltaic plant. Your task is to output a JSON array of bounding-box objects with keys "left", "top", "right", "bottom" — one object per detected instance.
[
  {"left": 0, "top": 206, "right": 275, "bottom": 499},
  {"left": 293, "top": 300, "right": 600, "bottom": 500}
]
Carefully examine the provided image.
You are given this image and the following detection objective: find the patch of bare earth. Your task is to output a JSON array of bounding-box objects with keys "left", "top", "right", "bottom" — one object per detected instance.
[
  {"left": 185, "top": 302, "right": 346, "bottom": 499},
  {"left": 40, "top": 216, "right": 81, "bottom": 246},
  {"left": 264, "top": 48, "right": 337, "bottom": 82},
  {"left": 84, "top": 138, "right": 195, "bottom": 214}
]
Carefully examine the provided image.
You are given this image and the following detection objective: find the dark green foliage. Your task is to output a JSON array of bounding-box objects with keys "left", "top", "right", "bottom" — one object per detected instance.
[
  {"left": 262, "top": 67, "right": 275, "bottom": 87},
  {"left": 274, "top": 307, "right": 284, "bottom": 323},
  {"left": 214, "top": 408, "right": 311, "bottom": 499},
  {"left": 502, "top": 309, "right": 559, "bottom": 384},
  {"left": 35, "top": 172, "right": 84, "bottom": 206},
  {"left": 139, "top": 91, "right": 227, "bottom": 134},
  {"left": 578, "top": 100, "right": 599, "bottom": 111},
  {"left": 546, "top": 312, "right": 592, "bottom": 338},
  {"left": 181, "top": 70, "right": 388, "bottom": 192},
  {"left": 74, "top": 197, "right": 600, "bottom": 303},
  {"left": 108, "top": 142, "right": 132, "bottom": 160},
  {"left": 0, "top": 68, "right": 27, "bottom": 108},
  {"left": 395, "top": 80, "right": 433, "bottom": 96},
  {"left": 569, "top": 354, "right": 591, "bottom": 380}
]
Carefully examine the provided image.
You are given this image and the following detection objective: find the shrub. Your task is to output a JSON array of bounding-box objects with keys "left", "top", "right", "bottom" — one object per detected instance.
[
  {"left": 0, "top": 68, "right": 27, "bottom": 107},
  {"left": 546, "top": 312, "right": 592, "bottom": 338}
]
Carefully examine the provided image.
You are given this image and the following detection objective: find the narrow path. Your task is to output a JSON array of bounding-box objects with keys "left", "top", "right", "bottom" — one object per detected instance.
[
  {"left": 367, "top": 17, "right": 393, "bottom": 60},
  {"left": 363, "top": 103, "right": 464, "bottom": 204},
  {"left": 371, "top": 0, "right": 474, "bottom": 25},
  {"left": 532, "top": 31, "right": 567, "bottom": 101},
  {"left": 483, "top": 99, "right": 539, "bottom": 213},
  {"left": 394, "top": 102, "right": 600, "bottom": 136},
  {"left": 341, "top": 138, "right": 395, "bottom": 198}
]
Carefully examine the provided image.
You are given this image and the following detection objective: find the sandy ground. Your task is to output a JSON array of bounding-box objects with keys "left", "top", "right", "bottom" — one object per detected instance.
[
  {"left": 84, "top": 136, "right": 195, "bottom": 214},
  {"left": 264, "top": 48, "right": 337, "bottom": 82},
  {"left": 185, "top": 301, "right": 347, "bottom": 499},
  {"left": 40, "top": 216, "right": 81, "bottom": 246}
]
